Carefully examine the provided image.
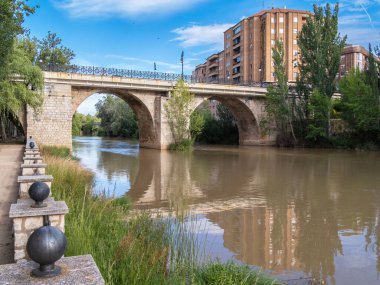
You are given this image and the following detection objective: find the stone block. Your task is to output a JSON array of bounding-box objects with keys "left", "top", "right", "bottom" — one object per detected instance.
[
  {"left": 9, "top": 200, "right": 68, "bottom": 219},
  {"left": 21, "top": 164, "right": 47, "bottom": 176},
  {"left": 14, "top": 249, "right": 25, "bottom": 261},
  {"left": 13, "top": 218, "right": 23, "bottom": 231},
  {"left": 14, "top": 232, "right": 27, "bottom": 248},
  {"left": 0, "top": 255, "right": 105, "bottom": 284}
]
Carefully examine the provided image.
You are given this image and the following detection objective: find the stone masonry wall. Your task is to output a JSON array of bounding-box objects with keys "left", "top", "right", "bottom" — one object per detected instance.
[{"left": 27, "top": 83, "right": 72, "bottom": 149}]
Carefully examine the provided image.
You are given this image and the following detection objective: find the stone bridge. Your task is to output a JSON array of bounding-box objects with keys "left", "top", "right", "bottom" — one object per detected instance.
[{"left": 25, "top": 71, "right": 276, "bottom": 149}]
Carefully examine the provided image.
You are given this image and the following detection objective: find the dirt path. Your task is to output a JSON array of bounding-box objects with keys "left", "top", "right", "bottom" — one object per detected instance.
[{"left": 0, "top": 145, "right": 23, "bottom": 265}]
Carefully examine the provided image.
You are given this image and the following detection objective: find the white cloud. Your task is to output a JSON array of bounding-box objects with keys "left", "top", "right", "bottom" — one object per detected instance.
[
  {"left": 172, "top": 23, "right": 233, "bottom": 49},
  {"left": 55, "top": 0, "right": 205, "bottom": 18}
]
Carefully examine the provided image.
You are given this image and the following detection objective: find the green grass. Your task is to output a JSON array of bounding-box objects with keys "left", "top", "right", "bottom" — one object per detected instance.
[
  {"left": 169, "top": 139, "right": 194, "bottom": 151},
  {"left": 42, "top": 146, "right": 279, "bottom": 285}
]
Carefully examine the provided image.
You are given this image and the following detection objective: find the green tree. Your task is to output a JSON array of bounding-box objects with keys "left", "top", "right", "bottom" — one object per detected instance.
[
  {"left": 32, "top": 31, "right": 75, "bottom": 66},
  {"left": 72, "top": 112, "right": 82, "bottom": 136},
  {"left": 96, "top": 95, "right": 138, "bottom": 138},
  {"left": 0, "top": 0, "right": 35, "bottom": 80},
  {"left": 339, "top": 69, "right": 379, "bottom": 135},
  {"left": 297, "top": 3, "right": 346, "bottom": 142},
  {"left": 164, "top": 80, "right": 195, "bottom": 150},
  {"left": 0, "top": 42, "right": 43, "bottom": 139},
  {"left": 265, "top": 40, "right": 296, "bottom": 145},
  {"left": 190, "top": 110, "right": 205, "bottom": 140}
]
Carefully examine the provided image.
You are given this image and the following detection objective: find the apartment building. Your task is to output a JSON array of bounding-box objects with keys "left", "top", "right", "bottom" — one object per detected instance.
[
  {"left": 193, "top": 8, "right": 311, "bottom": 83},
  {"left": 339, "top": 45, "right": 380, "bottom": 78}
]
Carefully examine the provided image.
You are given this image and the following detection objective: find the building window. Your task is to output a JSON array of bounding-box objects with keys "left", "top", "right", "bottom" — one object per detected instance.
[
  {"left": 294, "top": 17, "right": 298, "bottom": 22},
  {"left": 279, "top": 17, "right": 284, "bottom": 23},
  {"left": 271, "top": 28, "right": 275, "bottom": 34},
  {"left": 226, "top": 71, "right": 230, "bottom": 77},
  {"left": 293, "top": 50, "right": 298, "bottom": 56},
  {"left": 233, "top": 66, "right": 240, "bottom": 74},
  {"left": 293, "top": 29, "right": 298, "bottom": 34},
  {"left": 272, "top": 72, "right": 276, "bottom": 77},
  {"left": 293, "top": 39, "right": 297, "bottom": 45},
  {"left": 233, "top": 26, "right": 241, "bottom": 35},
  {"left": 271, "top": 17, "right": 275, "bottom": 23},
  {"left": 293, "top": 61, "right": 298, "bottom": 67},
  {"left": 293, "top": 72, "right": 299, "bottom": 78},
  {"left": 226, "top": 33, "right": 231, "bottom": 39},
  {"left": 226, "top": 62, "right": 230, "bottom": 67},
  {"left": 279, "top": 28, "right": 284, "bottom": 34},
  {"left": 271, "top": 40, "right": 275, "bottom": 45},
  {"left": 226, "top": 43, "right": 230, "bottom": 49}
]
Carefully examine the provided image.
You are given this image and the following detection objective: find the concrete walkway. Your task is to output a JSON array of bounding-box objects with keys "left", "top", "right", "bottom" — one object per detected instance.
[{"left": 0, "top": 145, "right": 23, "bottom": 265}]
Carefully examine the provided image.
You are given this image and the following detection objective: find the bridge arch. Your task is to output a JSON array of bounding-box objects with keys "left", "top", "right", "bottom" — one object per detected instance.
[
  {"left": 192, "top": 96, "right": 261, "bottom": 145},
  {"left": 72, "top": 88, "right": 158, "bottom": 148}
]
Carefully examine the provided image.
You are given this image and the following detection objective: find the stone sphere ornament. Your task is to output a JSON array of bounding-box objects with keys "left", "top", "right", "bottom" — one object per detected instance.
[
  {"left": 26, "top": 225, "right": 67, "bottom": 278},
  {"left": 29, "top": 141, "right": 35, "bottom": 149},
  {"left": 28, "top": 182, "right": 50, "bottom": 208}
]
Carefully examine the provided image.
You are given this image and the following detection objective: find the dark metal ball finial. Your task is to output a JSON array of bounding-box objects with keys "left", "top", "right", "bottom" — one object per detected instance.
[
  {"left": 26, "top": 224, "right": 67, "bottom": 278},
  {"left": 28, "top": 182, "right": 50, "bottom": 208},
  {"left": 29, "top": 141, "right": 35, "bottom": 149}
]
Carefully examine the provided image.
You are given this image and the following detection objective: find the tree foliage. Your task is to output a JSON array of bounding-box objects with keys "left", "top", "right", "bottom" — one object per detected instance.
[
  {"left": 164, "top": 80, "right": 195, "bottom": 150},
  {"left": 296, "top": 3, "right": 346, "bottom": 142},
  {"left": 192, "top": 102, "right": 239, "bottom": 145},
  {"left": 72, "top": 112, "right": 100, "bottom": 136},
  {"left": 19, "top": 31, "right": 75, "bottom": 66},
  {"left": 0, "top": 0, "right": 36, "bottom": 80},
  {"left": 0, "top": 1, "right": 43, "bottom": 140},
  {"left": 95, "top": 95, "right": 138, "bottom": 138},
  {"left": 265, "top": 40, "right": 296, "bottom": 145},
  {"left": 339, "top": 59, "right": 379, "bottom": 136}
]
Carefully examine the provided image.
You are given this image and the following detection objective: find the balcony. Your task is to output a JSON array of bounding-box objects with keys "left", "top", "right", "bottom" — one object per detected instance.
[
  {"left": 232, "top": 66, "right": 240, "bottom": 75},
  {"left": 233, "top": 36, "right": 241, "bottom": 46}
]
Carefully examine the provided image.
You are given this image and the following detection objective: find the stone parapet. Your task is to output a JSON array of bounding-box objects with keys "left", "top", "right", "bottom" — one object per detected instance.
[
  {"left": 18, "top": 175, "right": 53, "bottom": 198},
  {"left": 9, "top": 201, "right": 68, "bottom": 261},
  {"left": 0, "top": 255, "right": 105, "bottom": 284},
  {"left": 23, "top": 157, "right": 43, "bottom": 165},
  {"left": 21, "top": 164, "right": 47, "bottom": 175}
]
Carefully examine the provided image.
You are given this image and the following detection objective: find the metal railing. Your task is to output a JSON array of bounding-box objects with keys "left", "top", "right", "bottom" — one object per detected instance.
[{"left": 41, "top": 64, "right": 264, "bottom": 87}]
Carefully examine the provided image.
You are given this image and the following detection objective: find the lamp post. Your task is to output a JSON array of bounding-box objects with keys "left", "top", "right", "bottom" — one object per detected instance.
[
  {"left": 180, "top": 51, "right": 184, "bottom": 80},
  {"left": 258, "top": 68, "right": 263, "bottom": 87}
]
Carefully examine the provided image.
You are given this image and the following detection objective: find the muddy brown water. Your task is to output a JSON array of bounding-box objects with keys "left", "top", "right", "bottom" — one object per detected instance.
[{"left": 73, "top": 136, "right": 380, "bottom": 285}]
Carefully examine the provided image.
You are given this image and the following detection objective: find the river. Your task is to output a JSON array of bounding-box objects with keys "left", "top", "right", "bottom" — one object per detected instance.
[{"left": 73, "top": 136, "right": 380, "bottom": 285}]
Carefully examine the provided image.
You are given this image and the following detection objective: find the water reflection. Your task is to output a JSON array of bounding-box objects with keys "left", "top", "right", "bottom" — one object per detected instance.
[{"left": 73, "top": 137, "right": 380, "bottom": 285}]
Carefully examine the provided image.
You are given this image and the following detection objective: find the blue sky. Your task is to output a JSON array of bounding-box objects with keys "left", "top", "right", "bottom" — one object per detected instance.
[{"left": 24, "top": 0, "right": 380, "bottom": 114}]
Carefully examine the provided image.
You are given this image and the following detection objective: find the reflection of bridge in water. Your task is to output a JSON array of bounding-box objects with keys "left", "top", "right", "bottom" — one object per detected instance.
[
  {"left": 126, "top": 147, "right": 380, "bottom": 283},
  {"left": 24, "top": 65, "right": 276, "bottom": 150}
]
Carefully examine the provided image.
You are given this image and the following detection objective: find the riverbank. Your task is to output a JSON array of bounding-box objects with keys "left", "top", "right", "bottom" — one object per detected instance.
[{"left": 42, "top": 145, "right": 279, "bottom": 285}]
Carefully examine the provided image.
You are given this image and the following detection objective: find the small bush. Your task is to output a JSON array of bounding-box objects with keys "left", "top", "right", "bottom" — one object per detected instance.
[{"left": 169, "top": 139, "right": 194, "bottom": 152}]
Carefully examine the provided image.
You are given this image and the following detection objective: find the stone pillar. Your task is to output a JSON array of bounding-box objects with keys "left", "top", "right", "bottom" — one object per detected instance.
[
  {"left": 9, "top": 200, "right": 68, "bottom": 261},
  {"left": 17, "top": 175, "right": 53, "bottom": 198},
  {"left": 26, "top": 83, "right": 73, "bottom": 149}
]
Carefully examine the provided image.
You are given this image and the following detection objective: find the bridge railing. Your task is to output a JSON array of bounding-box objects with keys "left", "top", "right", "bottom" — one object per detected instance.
[{"left": 41, "top": 64, "right": 264, "bottom": 87}]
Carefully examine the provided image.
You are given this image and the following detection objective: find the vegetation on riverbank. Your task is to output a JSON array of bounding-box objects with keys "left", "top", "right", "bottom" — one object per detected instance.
[
  {"left": 41, "top": 145, "right": 279, "bottom": 285},
  {"left": 267, "top": 3, "right": 379, "bottom": 150}
]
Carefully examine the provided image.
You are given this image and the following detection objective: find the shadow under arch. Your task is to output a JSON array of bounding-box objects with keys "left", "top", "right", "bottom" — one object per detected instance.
[
  {"left": 72, "top": 88, "right": 157, "bottom": 148},
  {"left": 194, "top": 96, "right": 261, "bottom": 145}
]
